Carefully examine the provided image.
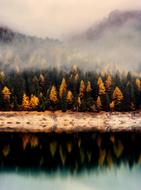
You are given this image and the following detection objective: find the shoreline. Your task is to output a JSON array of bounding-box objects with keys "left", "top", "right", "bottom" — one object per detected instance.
[{"left": 0, "top": 111, "right": 141, "bottom": 133}]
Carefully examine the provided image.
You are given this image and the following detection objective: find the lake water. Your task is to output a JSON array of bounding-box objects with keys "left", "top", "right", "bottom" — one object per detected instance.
[
  {"left": 0, "top": 132, "right": 141, "bottom": 190},
  {"left": 0, "top": 164, "right": 141, "bottom": 190}
]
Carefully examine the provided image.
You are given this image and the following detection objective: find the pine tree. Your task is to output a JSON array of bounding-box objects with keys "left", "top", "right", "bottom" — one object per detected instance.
[
  {"left": 30, "top": 95, "right": 39, "bottom": 109},
  {"left": 96, "top": 96, "right": 102, "bottom": 111},
  {"left": 79, "top": 80, "right": 85, "bottom": 97},
  {"left": 22, "top": 94, "right": 30, "bottom": 110},
  {"left": 49, "top": 85, "right": 58, "bottom": 103},
  {"left": 59, "top": 78, "right": 67, "bottom": 98}
]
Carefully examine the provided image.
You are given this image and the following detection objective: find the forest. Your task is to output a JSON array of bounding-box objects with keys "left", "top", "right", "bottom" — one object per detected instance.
[{"left": 0, "top": 65, "right": 141, "bottom": 112}]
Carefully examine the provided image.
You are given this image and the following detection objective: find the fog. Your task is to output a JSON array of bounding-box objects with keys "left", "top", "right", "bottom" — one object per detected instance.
[
  {"left": 1, "top": 10, "right": 141, "bottom": 74},
  {"left": 0, "top": 0, "right": 141, "bottom": 38}
]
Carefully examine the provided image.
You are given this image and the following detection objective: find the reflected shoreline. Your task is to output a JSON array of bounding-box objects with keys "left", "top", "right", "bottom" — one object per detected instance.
[{"left": 0, "top": 132, "right": 141, "bottom": 173}]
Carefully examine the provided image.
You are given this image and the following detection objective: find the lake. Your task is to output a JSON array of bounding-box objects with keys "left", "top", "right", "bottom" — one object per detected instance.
[{"left": 0, "top": 132, "right": 141, "bottom": 190}]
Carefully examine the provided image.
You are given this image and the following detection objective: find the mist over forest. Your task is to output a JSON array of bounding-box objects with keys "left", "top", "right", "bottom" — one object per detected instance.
[{"left": 0, "top": 10, "right": 141, "bottom": 74}]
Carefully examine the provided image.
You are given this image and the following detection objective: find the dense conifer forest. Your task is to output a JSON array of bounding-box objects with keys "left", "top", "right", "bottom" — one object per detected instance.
[{"left": 0, "top": 65, "right": 141, "bottom": 112}]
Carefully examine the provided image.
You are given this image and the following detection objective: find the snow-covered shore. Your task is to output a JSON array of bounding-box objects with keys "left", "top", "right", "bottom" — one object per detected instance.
[{"left": 0, "top": 111, "right": 141, "bottom": 133}]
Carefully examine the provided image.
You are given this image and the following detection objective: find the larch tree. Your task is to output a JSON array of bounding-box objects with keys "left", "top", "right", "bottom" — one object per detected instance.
[
  {"left": 49, "top": 85, "right": 58, "bottom": 103},
  {"left": 96, "top": 96, "right": 102, "bottom": 111},
  {"left": 105, "top": 75, "right": 112, "bottom": 91},
  {"left": 79, "top": 80, "right": 85, "bottom": 97},
  {"left": 97, "top": 77, "right": 106, "bottom": 95},
  {"left": 112, "top": 87, "right": 123, "bottom": 110},
  {"left": 110, "top": 101, "right": 115, "bottom": 112},
  {"left": 30, "top": 95, "right": 39, "bottom": 109},
  {"left": 1, "top": 86, "right": 11, "bottom": 111},
  {"left": 67, "top": 90, "right": 73, "bottom": 104},
  {"left": 135, "top": 79, "right": 141, "bottom": 91},
  {"left": 2, "top": 86, "right": 11, "bottom": 101},
  {"left": 86, "top": 81, "right": 92, "bottom": 93},
  {"left": 59, "top": 78, "right": 67, "bottom": 98},
  {"left": 134, "top": 79, "right": 141, "bottom": 109},
  {"left": 22, "top": 94, "right": 30, "bottom": 110}
]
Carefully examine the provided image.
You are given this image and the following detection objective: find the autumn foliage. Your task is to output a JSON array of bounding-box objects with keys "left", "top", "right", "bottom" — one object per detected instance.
[{"left": 0, "top": 67, "right": 141, "bottom": 112}]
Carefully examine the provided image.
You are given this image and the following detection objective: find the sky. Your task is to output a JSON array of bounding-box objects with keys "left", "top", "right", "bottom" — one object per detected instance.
[{"left": 0, "top": 0, "right": 141, "bottom": 39}]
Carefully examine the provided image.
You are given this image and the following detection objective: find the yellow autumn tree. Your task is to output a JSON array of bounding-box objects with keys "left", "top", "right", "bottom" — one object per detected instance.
[
  {"left": 135, "top": 78, "right": 141, "bottom": 91},
  {"left": 30, "top": 95, "right": 39, "bottom": 109},
  {"left": 59, "top": 78, "right": 67, "bottom": 98},
  {"left": 112, "top": 87, "right": 123, "bottom": 104},
  {"left": 49, "top": 85, "right": 58, "bottom": 103},
  {"left": 86, "top": 81, "right": 92, "bottom": 93},
  {"left": 110, "top": 101, "right": 115, "bottom": 112},
  {"left": 97, "top": 77, "right": 103, "bottom": 86},
  {"left": 2, "top": 86, "right": 11, "bottom": 100},
  {"left": 77, "top": 96, "right": 81, "bottom": 107},
  {"left": 22, "top": 94, "right": 30, "bottom": 110},
  {"left": 96, "top": 96, "right": 102, "bottom": 110},
  {"left": 97, "top": 77, "right": 105, "bottom": 95},
  {"left": 79, "top": 80, "right": 85, "bottom": 97},
  {"left": 105, "top": 75, "right": 112, "bottom": 91},
  {"left": 66, "top": 90, "right": 73, "bottom": 103}
]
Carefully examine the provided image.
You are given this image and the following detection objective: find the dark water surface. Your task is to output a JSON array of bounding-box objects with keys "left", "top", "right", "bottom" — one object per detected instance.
[{"left": 0, "top": 132, "right": 141, "bottom": 190}]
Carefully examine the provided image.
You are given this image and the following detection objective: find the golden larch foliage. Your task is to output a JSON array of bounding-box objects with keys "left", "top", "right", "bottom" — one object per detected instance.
[
  {"left": 86, "top": 81, "right": 92, "bottom": 93},
  {"left": 77, "top": 96, "right": 81, "bottom": 107},
  {"left": 30, "top": 95, "right": 39, "bottom": 109},
  {"left": 97, "top": 77, "right": 106, "bottom": 95},
  {"left": 49, "top": 85, "right": 58, "bottom": 103},
  {"left": 59, "top": 78, "right": 67, "bottom": 98},
  {"left": 2, "top": 86, "right": 11, "bottom": 100},
  {"left": 105, "top": 75, "right": 112, "bottom": 91},
  {"left": 96, "top": 96, "right": 102, "bottom": 110},
  {"left": 110, "top": 101, "right": 115, "bottom": 111},
  {"left": 97, "top": 77, "right": 103, "bottom": 86},
  {"left": 79, "top": 80, "right": 85, "bottom": 97},
  {"left": 112, "top": 87, "right": 123, "bottom": 104},
  {"left": 22, "top": 94, "right": 30, "bottom": 110},
  {"left": 135, "top": 78, "right": 141, "bottom": 90},
  {"left": 66, "top": 90, "right": 73, "bottom": 103}
]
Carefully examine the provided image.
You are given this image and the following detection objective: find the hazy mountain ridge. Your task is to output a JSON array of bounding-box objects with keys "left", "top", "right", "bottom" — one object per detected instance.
[
  {"left": 71, "top": 10, "right": 141, "bottom": 41},
  {"left": 1, "top": 10, "right": 141, "bottom": 73}
]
